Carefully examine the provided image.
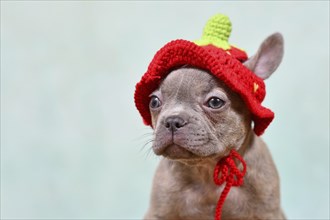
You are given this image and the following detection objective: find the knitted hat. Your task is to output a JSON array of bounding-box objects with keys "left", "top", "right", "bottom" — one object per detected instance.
[{"left": 134, "top": 14, "right": 274, "bottom": 136}]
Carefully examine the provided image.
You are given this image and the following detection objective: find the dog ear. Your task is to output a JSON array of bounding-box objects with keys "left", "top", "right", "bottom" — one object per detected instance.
[{"left": 244, "top": 32, "right": 284, "bottom": 80}]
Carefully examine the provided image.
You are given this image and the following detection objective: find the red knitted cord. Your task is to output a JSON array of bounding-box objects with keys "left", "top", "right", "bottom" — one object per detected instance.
[{"left": 213, "top": 149, "right": 247, "bottom": 220}]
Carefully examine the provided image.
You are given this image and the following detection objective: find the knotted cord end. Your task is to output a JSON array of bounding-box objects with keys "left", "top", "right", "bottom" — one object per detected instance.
[{"left": 213, "top": 149, "right": 247, "bottom": 220}]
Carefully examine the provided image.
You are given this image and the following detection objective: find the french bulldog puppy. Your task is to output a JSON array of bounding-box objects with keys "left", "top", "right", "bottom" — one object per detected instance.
[{"left": 144, "top": 33, "right": 285, "bottom": 219}]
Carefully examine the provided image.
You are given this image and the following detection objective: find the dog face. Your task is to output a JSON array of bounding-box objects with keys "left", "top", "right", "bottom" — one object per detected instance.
[
  {"left": 148, "top": 33, "right": 284, "bottom": 162},
  {"left": 149, "top": 68, "right": 252, "bottom": 161}
]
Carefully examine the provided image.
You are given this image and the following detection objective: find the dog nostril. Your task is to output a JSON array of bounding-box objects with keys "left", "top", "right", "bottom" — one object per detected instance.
[
  {"left": 164, "top": 116, "right": 186, "bottom": 131},
  {"left": 175, "top": 122, "right": 182, "bottom": 128}
]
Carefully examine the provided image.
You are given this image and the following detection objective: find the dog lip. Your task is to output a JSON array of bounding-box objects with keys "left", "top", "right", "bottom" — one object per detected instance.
[{"left": 162, "top": 144, "right": 196, "bottom": 159}]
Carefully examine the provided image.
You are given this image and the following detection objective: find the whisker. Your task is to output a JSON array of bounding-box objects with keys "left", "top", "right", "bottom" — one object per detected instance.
[
  {"left": 132, "top": 132, "right": 154, "bottom": 141},
  {"left": 139, "top": 139, "right": 154, "bottom": 153},
  {"left": 144, "top": 147, "right": 154, "bottom": 159}
]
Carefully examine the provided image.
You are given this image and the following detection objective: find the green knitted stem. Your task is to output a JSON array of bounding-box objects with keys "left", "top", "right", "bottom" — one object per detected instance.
[{"left": 194, "top": 14, "right": 232, "bottom": 50}]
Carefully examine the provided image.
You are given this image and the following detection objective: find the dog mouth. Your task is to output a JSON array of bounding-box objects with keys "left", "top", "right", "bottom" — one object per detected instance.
[
  {"left": 152, "top": 129, "right": 215, "bottom": 160},
  {"left": 162, "top": 144, "right": 196, "bottom": 159}
]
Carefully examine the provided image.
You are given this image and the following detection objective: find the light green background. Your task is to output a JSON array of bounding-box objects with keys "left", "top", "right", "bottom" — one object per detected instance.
[{"left": 1, "top": 1, "right": 329, "bottom": 219}]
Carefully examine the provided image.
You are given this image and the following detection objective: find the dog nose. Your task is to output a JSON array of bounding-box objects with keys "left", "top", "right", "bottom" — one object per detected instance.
[{"left": 165, "top": 116, "right": 186, "bottom": 132}]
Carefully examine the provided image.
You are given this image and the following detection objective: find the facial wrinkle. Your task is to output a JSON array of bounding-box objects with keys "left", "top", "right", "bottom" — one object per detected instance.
[{"left": 172, "top": 72, "right": 185, "bottom": 101}]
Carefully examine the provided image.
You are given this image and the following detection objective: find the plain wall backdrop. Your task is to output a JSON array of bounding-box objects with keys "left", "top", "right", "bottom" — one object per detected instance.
[{"left": 1, "top": 1, "right": 329, "bottom": 219}]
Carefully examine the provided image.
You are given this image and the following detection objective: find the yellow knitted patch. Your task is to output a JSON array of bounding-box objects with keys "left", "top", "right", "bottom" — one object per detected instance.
[{"left": 253, "top": 83, "right": 259, "bottom": 93}]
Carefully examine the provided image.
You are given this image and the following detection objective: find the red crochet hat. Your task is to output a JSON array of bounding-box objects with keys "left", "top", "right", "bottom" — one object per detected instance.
[{"left": 134, "top": 14, "right": 274, "bottom": 136}]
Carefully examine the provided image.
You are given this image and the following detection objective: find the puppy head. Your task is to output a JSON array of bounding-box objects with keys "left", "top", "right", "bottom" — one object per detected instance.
[
  {"left": 148, "top": 33, "right": 284, "bottom": 162},
  {"left": 149, "top": 67, "right": 251, "bottom": 161}
]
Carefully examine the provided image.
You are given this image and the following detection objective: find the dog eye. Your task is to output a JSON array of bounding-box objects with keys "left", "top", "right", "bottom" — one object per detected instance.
[
  {"left": 150, "top": 96, "right": 162, "bottom": 109},
  {"left": 207, "top": 97, "right": 225, "bottom": 109}
]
